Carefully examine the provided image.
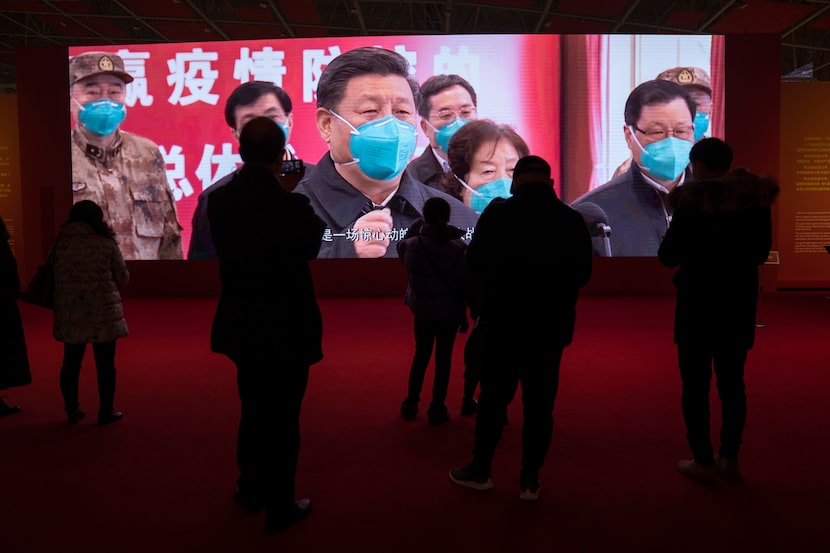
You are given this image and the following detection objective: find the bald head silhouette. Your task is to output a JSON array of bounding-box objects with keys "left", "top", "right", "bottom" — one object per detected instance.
[{"left": 238, "top": 116, "right": 286, "bottom": 166}]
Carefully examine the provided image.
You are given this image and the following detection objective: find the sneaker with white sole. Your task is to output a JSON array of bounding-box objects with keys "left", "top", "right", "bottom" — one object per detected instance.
[
  {"left": 449, "top": 465, "right": 494, "bottom": 491},
  {"left": 519, "top": 477, "right": 541, "bottom": 502},
  {"left": 677, "top": 459, "right": 718, "bottom": 486}
]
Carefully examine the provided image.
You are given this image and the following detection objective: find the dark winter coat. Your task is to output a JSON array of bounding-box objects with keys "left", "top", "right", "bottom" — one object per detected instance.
[
  {"left": 208, "top": 163, "right": 325, "bottom": 365},
  {"left": 0, "top": 231, "right": 31, "bottom": 389},
  {"left": 52, "top": 222, "right": 130, "bottom": 344},
  {"left": 658, "top": 168, "right": 779, "bottom": 348},
  {"left": 467, "top": 181, "right": 593, "bottom": 347},
  {"left": 397, "top": 220, "right": 469, "bottom": 323}
]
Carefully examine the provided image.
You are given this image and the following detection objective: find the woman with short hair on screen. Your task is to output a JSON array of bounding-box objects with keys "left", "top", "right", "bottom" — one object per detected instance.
[{"left": 441, "top": 119, "right": 530, "bottom": 215}]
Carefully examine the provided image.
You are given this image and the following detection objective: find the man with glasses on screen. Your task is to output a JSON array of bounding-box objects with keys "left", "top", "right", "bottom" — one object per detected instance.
[
  {"left": 405, "top": 74, "right": 478, "bottom": 191},
  {"left": 69, "top": 51, "right": 183, "bottom": 260},
  {"left": 189, "top": 81, "right": 308, "bottom": 259},
  {"left": 571, "top": 79, "right": 697, "bottom": 257},
  {"left": 612, "top": 66, "right": 713, "bottom": 178}
]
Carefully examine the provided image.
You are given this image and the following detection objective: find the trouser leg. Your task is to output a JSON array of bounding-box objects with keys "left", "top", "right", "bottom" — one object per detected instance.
[
  {"left": 406, "top": 318, "right": 434, "bottom": 403},
  {"left": 236, "top": 366, "right": 267, "bottom": 499},
  {"left": 713, "top": 346, "right": 748, "bottom": 459},
  {"left": 60, "top": 343, "right": 86, "bottom": 412},
  {"left": 265, "top": 363, "right": 309, "bottom": 513},
  {"left": 431, "top": 320, "right": 458, "bottom": 407},
  {"left": 92, "top": 340, "right": 117, "bottom": 412},
  {"left": 677, "top": 343, "right": 715, "bottom": 465},
  {"left": 519, "top": 347, "right": 563, "bottom": 478},
  {"left": 471, "top": 343, "right": 518, "bottom": 474},
  {"left": 235, "top": 353, "right": 310, "bottom": 513},
  {"left": 462, "top": 325, "right": 482, "bottom": 399}
]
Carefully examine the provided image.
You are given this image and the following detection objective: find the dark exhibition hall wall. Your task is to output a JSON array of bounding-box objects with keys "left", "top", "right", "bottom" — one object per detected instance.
[{"left": 15, "top": 34, "right": 781, "bottom": 297}]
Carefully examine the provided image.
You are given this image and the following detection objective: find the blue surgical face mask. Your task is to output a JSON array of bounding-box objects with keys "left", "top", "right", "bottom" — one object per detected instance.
[
  {"left": 693, "top": 112, "right": 710, "bottom": 142},
  {"left": 76, "top": 98, "right": 126, "bottom": 136},
  {"left": 455, "top": 174, "right": 512, "bottom": 214},
  {"left": 329, "top": 111, "right": 417, "bottom": 181},
  {"left": 630, "top": 128, "right": 693, "bottom": 182},
  {"left": 427, "top": 118, "right": 471, "bottom": 153},
  {"left": 278, "top": 122, "right": 290, "bottom": 143}
]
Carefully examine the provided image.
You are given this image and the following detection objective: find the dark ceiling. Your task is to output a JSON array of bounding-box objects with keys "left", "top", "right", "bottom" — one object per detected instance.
[{"left": 2, "top": 0, "right": 830, "bottom": 92}]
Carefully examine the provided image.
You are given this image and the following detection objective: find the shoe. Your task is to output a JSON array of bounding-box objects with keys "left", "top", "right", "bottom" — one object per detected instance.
[
  {"left": 449, "top": 465, "right": 494, "bottom": 491},
  {"left": 519, "top": 476, "right": 542, "bottom": 502},
  {"left": 715, "top": 455, "right": 742, "bottom": 483},
  {"left": 427, "top": 404, "right": 450, "bottom": 425},
  {"left": 67, "top": 409, "right": 86, "bottom": 424},
  {"left": 233, "top": 485, "right": 265, "bottom": 513},
  {"left": 676, "top": 459, "right": 718, "bottom": 486},
  {"left": 460, "top": 397, "right": 478, "bottom": 417},
  {"left": 264, "top": 498, "right": 312, "bottom": 532},
  {"left": 400, "top": 398, "right": 418, "bottom": 421},
  {"left": 0, "top": 402, "right": 21, "bottom": 416},
  {"left": 97, "top": 410, "right": 123, "bottom": 426}
]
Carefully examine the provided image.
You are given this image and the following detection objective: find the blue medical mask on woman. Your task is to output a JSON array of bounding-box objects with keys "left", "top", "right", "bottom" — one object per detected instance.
[
  {"left": 428, "top": 118, "right": 471, "bottom": 153},
  {"left": 455, "top": 174, "right": 512, "bottom": 214},
  {"left": 693, "top": 112, "right": 710, "bottom": 141},
  {"left": 630, "top": 127, "right": 693, "bottom": 182},
  {"left": 76, "top": 98, "right": 126, "bottom": 137},
  {"left": 329, "top": 111, "right": 417, "bottom": 181}
]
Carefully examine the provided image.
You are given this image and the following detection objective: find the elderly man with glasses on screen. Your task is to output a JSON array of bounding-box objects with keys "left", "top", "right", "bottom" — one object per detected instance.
[
  {"left": 571, "top": 79, "right": 697, "bottom": 257},
  {"left": 405, "top": 74, "right": 479, "bottom": 191}
]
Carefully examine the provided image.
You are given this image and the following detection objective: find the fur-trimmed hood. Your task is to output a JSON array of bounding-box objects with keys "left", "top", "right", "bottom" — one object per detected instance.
[{"left": 667, "top": 168, "right": 780, "bottom": 213}]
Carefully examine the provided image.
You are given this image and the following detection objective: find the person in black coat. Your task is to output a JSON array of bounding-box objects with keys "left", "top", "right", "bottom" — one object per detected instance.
[
  {"left": 449, "top": 155, "right": 593, "bottom": 502},
  {"left": 208, "top": 116, "right": 325, "bottom": 532},
  {"left": 0, "top": 215, "right": 32, "bottom": 415},
  {"left": 189, "top": 81, "right": 312, "bottom": 259},
  {"left": 658, "top": 138, "right": 779, "bottom": 485},
  {"left": 397, "top": 197, "right": 470, "bottom": 424}
]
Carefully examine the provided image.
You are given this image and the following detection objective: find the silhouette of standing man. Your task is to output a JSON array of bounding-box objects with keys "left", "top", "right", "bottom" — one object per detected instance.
[
  {"left": 659, "top": 137, "right": 779, "bottom": 485},
  {"left": 449, "top": 155, "right": 592, "bottom": 501},
  {"left": 208, "top": 116, "right": 325, "bottom": 531}
]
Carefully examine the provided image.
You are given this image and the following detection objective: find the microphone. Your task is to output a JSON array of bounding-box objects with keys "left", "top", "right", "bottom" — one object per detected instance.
[{"left": 574, "top": 201, "right": 613, "bottom": 257}]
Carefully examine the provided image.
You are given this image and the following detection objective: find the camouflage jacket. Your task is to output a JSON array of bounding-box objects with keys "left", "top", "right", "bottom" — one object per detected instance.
[{"left": 71, "top": 128, "right": 183, "bottom": 260}]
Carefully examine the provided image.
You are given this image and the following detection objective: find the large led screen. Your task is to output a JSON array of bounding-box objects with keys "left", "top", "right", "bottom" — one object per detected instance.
[{"left": 68, "top": 34, "right": 722, "bottom": 260}]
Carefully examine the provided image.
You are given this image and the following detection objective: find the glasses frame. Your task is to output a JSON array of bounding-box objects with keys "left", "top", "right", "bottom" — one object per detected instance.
[
  {"left": 428, "top": 106, "right": 478, "bottom": 124},
  {"left": 632, "top": 124, "right": 694, "bottom": 141}
]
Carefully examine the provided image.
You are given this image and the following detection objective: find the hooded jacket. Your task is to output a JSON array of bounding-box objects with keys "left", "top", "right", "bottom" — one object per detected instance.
[
  {"left": 397, "top": 220, "right": 469, "bottom": 322},
  {"left": 659, "top": 168, "right": 779, "bottom": 347}
]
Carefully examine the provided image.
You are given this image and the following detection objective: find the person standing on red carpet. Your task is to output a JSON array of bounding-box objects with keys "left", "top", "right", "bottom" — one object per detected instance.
[
  {"left": 0, "top": 215, "right": 32, "bottom": 415},
  {"left": 397, "top": 197, "right": 471, "bottom": 424},
  {"left": 449, "top": 155, "right": 593, "bottom": 501},
  {"left": 208, "top": 116, "right": 325, "bottom": 532},
  {"left": 52, "top": 200, "right": 130, "bottom": 426},
  {"left": 659, "top": 138, "right": 779, "bottom": 485}
]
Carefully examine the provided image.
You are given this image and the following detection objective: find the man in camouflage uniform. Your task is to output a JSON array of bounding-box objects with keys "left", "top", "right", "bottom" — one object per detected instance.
[{"left": 69, "top": 51, "right": 183, "bottom": 260}]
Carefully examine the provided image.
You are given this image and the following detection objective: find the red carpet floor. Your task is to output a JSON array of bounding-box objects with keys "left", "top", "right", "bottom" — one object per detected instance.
[{"left": 2, "top": 292, "right": 828, "bottom": 552}]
